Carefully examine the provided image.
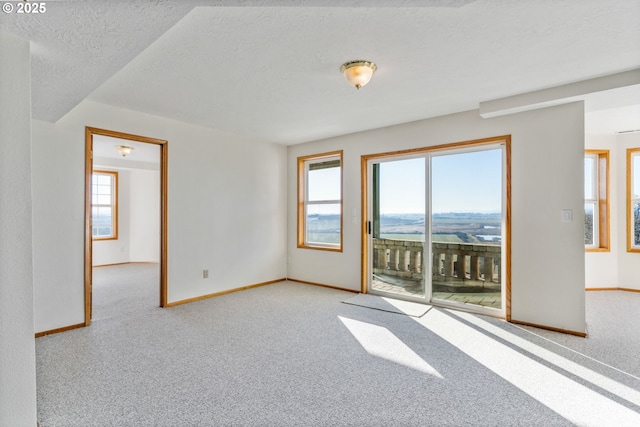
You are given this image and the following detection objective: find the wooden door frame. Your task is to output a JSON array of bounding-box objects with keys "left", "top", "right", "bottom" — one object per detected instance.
[
  {"left": 360, "top": 135, "right": 512, "bottom": 321},
  {"left": 84, "top": 127, "right": 168, "bottom": 326}
]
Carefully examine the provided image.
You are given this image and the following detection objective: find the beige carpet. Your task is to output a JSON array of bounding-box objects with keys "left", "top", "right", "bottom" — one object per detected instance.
[
  {"left": 92, "top": 263, "right": 159, "bottom": 321},
  {"left": 36, "top": 282, "right": 640, "bottom": 426}
]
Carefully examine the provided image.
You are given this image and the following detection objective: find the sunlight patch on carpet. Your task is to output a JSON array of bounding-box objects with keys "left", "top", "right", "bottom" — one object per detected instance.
[
  {"left": 415, "top": 309, "right": 640, "bottom": 426},
  {"left": 448, "top": 309, "right": 640, "bottom": 408},
  {"left": 339, "top": 316, "right": 442, "bottom": 377}
]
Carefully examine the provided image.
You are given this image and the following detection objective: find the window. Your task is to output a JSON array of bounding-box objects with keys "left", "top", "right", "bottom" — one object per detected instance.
[
  {"left": 92, "top": 170, "right": 118, "bottom": 240},
  {"left": 628, "top": 148, "right": 640, "bottom": 252},
  {"left": 584, "top": 151, "right": 609, "bottom": 251},
  {"left": 297, "top": 151, "right": 342, "bottom": 251}
]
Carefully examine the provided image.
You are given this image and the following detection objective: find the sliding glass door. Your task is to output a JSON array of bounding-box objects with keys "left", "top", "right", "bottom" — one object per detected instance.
[
  {"left": 369, "top": 156, "right": 427, "bottom": 300},
  {"left": 366, "top": 139, "right": 508, "bottom": 316},
  {"left": 430, "top": 147, "right": 504, "bottom": 311}
]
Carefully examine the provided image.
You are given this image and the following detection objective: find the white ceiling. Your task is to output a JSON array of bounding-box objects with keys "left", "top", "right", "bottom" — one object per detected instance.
[
  {"left": 2, "top": 0, "right": 639, "bottom": 144},
  {"left": 93, "top": 134, "right": 160, "bottom": 164}
]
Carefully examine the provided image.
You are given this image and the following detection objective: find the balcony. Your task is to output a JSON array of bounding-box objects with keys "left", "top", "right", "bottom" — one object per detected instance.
[{"left": 372, "top": 237, "right": 501, "bottom": 309}]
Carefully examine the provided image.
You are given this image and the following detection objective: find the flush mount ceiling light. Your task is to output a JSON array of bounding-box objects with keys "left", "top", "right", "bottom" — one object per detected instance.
[
  {"left": 340, "top": 60, "right": 377, "bottom": 90},
  {"left": 115, "top": 145, "right": 134, "bottom": 157}
]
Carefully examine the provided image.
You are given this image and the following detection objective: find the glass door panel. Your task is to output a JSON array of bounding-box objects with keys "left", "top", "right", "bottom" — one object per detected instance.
[
  {"left": 370, "top": 157, "right": 426, "bottom": 300},
  {"left": 430, "top": 148, "right": 503, "bottom": 310}
]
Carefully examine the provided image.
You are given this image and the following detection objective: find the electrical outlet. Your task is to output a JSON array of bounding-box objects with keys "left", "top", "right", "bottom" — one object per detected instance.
[
  {"left": 561, "top": 209, "right": 573, "bottom": 223},
  {"left": 203, "top": 269, "right": 209, "bottom": 279}
]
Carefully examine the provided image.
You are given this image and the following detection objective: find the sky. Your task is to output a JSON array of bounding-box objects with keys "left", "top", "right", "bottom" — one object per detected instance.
[
  {"left": 308, "top": 167, "right": 340, "bottom": 201},
  {"left": 378, "top": 148, "right": 503, "bottom": 214},
  {"left": 584, "top": 156, "right": 596, "bottom": 199},
  {"left": 306, "top": 147, "right": 504, "bottom": 215},
  {"left": 308, "top": 167, "right": 341, "bottom": 214}
]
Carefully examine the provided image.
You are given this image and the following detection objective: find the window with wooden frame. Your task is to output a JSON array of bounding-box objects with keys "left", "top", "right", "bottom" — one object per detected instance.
[
  {"left": 628, "top": 148, "right": 640, "bottom": 252},
  {"left": 92, "top": 170, "right": 118, "bottom": 240},
  {"left": 297, "top": 151, "right": 343, "bottom": 251},
  {"left": 584, "top": 150, "right": 609, "bottom": 251}
]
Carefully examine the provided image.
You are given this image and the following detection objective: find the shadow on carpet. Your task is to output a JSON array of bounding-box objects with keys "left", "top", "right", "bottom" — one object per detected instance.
[{"left": 342, "top": 294, "right": 432, "bottom": 317}]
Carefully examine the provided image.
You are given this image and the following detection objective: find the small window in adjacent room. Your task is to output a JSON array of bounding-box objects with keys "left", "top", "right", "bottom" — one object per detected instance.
[
  {"left": 628, "top": 148, "right": 640, "bottom": 252},
  {"left": 92, "top": 170, "right": 118, "bottom": 240},
  {"left": 297, "top": 151, "right": 343, "bottom": 251},
  {"left": 584, "top": 151, "right": 609, "bottom": 251}
]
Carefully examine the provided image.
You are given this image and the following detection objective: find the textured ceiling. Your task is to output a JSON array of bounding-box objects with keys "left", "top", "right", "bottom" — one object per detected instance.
[
  {"left": 2, "top": 0, "right": 639, "bottom": 144},
  {"left": 93, "top": 134, "right": 160, "bottom": 164},
  {"left": 0, "top": 0, "right": 198, "bottom": 123}
]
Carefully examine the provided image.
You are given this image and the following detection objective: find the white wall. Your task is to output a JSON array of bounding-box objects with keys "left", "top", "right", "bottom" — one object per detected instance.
[
  {"left": 32, "top": 121, "right": 86, "bottom": 332},
  {"left": 32, "top": 100, "right": 288, "bottom": 333},
  {"left": 129, "top": 168, "right": 160, "bottom": 262},
  {"left": 0, "top": 31, "right": 38, "bottom": 426},
  {"left": 288, "top": 103, "right": 586, "bottom": 334},
  {"left": 584, "top": 132, "right": 640, "bottom": 290}
]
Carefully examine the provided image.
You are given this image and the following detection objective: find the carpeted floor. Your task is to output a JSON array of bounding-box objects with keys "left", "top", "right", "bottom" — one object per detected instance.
[
  {"left": 516, "top": 290, "right": 640, "bottom": 380},
  {"left": 36, "top": 272, "right": 640, "bottom": 426},
  {"left": 92, "top": 263, "right": 160, "bottom": 321}
]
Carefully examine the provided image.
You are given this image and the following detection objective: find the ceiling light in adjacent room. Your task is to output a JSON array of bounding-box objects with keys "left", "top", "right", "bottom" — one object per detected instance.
[{"left": 115, "top": 145, "right": 134, "bottom": 157}]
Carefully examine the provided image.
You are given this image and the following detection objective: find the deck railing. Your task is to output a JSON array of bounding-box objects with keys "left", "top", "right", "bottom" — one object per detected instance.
[{"left": 372, "top": 238, "right": 501, "bottom": 284}]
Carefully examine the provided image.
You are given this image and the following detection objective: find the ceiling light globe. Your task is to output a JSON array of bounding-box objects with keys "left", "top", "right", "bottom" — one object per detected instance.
[
  {"left": 115, "top": 145, "right": 134, "bottom": 157},
  {"left": 340, "top": 60, "right": 377, "bottom": 89}
]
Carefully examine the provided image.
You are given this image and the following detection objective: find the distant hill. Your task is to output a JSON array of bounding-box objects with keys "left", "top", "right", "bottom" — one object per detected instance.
[
  {"left": 307, "top": 212, "right": 503, "bottom": 245},
  {"left": 377, "top": 212, "right": 501, "bottom": 245}
]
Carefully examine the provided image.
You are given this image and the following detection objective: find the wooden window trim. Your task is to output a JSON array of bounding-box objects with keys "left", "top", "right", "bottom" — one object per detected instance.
[
  {"left": 360, "top": 135, "right": 511, "bottom": 321},
  {"left": 585, "top": 150, "right": 610, "bottom": 252},
  {"left": 297, "top": 150, "right": 343, "bottom": 252},
  {"left": 628, "top": 148, "right": 640, "bottom": 253},
  {"left": 92, "top": 170, "right": 118, "bottom": 241}
]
